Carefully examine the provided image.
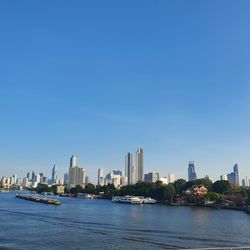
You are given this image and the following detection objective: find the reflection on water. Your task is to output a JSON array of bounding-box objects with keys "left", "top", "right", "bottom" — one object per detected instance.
[{"left": 0, "top": 192, "right": 250, "bottom": 249}]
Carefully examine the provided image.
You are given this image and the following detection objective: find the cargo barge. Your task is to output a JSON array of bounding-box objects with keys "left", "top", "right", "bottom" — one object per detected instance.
[{"left": 16, "top": 194, "right": 61, "bottom": 205}]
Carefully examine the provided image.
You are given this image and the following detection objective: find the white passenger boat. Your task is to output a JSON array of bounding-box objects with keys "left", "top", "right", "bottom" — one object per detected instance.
[
  {"left": 118, "top": 195, "right": 143, "bottom": 204},
  {"left": 142, "top": 197, "right": 157, "bottom": 204}
]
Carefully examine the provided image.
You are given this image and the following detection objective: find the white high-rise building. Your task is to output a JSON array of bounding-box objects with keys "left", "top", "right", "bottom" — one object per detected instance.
[
  {"left": 22, "top": 177, "right": 30, "bottom": 187},
  {"left": 245, "top": 176, "right": 249, "bottom": 187},
  {"left": 131, "top": 165, "right": 137, "bottom": 184},
  {"left": 168, "top": 173, "right": 176, "bottom": 183},
  {"left": 135, "top": 147, "right": 144, "bottom": 182},
  {"left": 98, "top": 168, "right": 104, "bottom": 186},
  {"left": 16, "top": 178, "right": 22, "bottom": 186},
  {"left": 34, "top": 174, "right": 41, "bottom": 184},
  {"left": 68, "top": 155, "right": 85, "bottom": 188},
  {"left": 10, "top": 175, "right": 17, "bottom": 185},
  {"left": 160, "top": 177, "right": 169, "bottom": 185},
  {"left": 104, "top": 170, "right": 122, "bottom": 188},
  {"left": 70, "top": 155, "right": 77, "bottom": 168},
  {"left": 125, "top": 153, "right": 133, "bottom": 185}
]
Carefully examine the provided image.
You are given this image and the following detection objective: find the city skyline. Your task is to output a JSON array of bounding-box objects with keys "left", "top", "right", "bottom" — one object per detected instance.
[
  {"left": 0, "top": 149, "right": 247, "bottom": 186},
  {"left": 1, "top": 1, "right": 250, "bottom": 182}
]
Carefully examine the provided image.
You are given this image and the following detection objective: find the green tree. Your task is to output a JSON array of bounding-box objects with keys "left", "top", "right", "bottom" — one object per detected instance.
[
  {"left": 208, "top": 192, "right": 225, "bottom": 202},
  {"left": 164, "top": 184, "right": 176, "bottom": 203},
  {"left": 36, "top": 184, "right": 52, "bottom": 194},
  {"left": 246, "top": 190, "right": 250, "bottom": 206},
  {"left": 84, "top": 183, "right": 96, "bottom": 194},
  {"left": 174, "top": 179, "right": 186, "bottom": 195},
  {"left": 51, "top": 185, "right": 58, "bottom": 194},
  {"left": 70, "top": 185, "right": 84, "bottom": 194},
  {"left": 212, "top": 180, "right": 231, "bottom": 194},
  {"left": 186, "top": 178, "right": 213, "bottom": 191}
]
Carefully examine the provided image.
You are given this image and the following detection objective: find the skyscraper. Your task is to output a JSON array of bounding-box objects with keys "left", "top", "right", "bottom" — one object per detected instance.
[
  {"left": 135, "top": 148, "right": 144, "bottom": 182},
  {"left": 31, "top": 171, "right": 35, "bottom": 183},
  {"left": 188, "top": 161, "right": 197, "bottom": 181},
  {"left": 125, "top": 153, "right": 133, "bottom": 185},
  {"left": 63, "top": 173, "right": 69, "bottom": 185},
  {"left": 52, "top": 164, "right": 57, "bottom": 184},
  {"left": 227, "top": 164, "right": 240, "bottom": 185},
  {"left": 85, "top": 176, "right": 89, "bottom": 185},
  {"left": 246, "top": 176, "right": 249, "bottom": 187},
  {"left": 233, "top": 164, "right": 239, "bottom": 186},
  {"left": 131, "top": 166, "right": 137, "bottom": 184},
  {"left": 242, "top": 179, "right": 246, "bottom": 187},
  {"left": 98, "top": 168, "right": 104, "bottom": 186},
  {"left": 70, "top": 155, "right": 77, "bottom": 168},
  {"left": 68, "top": 155, "right": 85, "bottom": 188}
]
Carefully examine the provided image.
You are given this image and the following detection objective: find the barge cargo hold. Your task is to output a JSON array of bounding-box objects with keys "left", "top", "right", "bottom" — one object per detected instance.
[{"left": 16, "top": 194, "right": 61, "bottom": 205}]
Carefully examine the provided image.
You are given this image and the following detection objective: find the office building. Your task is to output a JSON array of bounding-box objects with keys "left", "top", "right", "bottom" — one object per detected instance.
[
  {"left": 220, "top": 174, "right": 228, "bottom": 181},
  {"left": 144, "top": 171, "right": 159, "bottom": 183},
  {"left": 233, "top": 164, "right": 239, "bottom": 185},
  {"left": 188, "top": 161, "right": 197, "bottom": 181},
  {"left": 85, "top": 176, "right": 89, "bottom": 185},
  {"left": 22, "top": 177, "right": 30, "bottom": 187},
  {"left": 98, "top": 168, "right": 104, "bottom": 186},
  {"left": 70, "top": 155, "right": 77, "bottom": 168},
  {"left": 242, "top": 179, "right": 246, "bottom": 187},
  {"left": 131, "top": 165, "right": 137, "bottom": 184},
  {"left": 227, "top": 164, "right": 240, "bottom": 185},
  {"left": 64, "top": 173, "right": 69, "bottom": 185},
  {"left": 159, "top": 177, "right": 169, "bottom": 185},
  {"left": 52, "top": 164, "right": 57, "bottom": 184},
  {"left": 31, "top": 171, "right": 35, "bottom": 183},
  {"left": 168, "top": 173, "right": 176, "bottom": 183},
  {"left": 10, "top": 175, "right": 17, "bottom": 186},
  {"left": 125, "top": 153, "right": 133, "bottom": 185},
  {"left": 135, "top": 147, "right": 144, "bottom": 182},
  {"left": 68, "top": 155, "right": 85, "bottom": 188},
  {"left": 104, "top": 170, "right": 122, "bottom": 188}
]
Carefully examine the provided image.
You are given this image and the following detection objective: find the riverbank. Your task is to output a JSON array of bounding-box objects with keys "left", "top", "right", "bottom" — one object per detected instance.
[{"left": 169, "top": 202, "right": 250, "bottom": 213}]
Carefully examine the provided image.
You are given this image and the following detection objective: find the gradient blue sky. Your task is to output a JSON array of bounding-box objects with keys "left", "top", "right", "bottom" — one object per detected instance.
[{"left": 1, "top": 1, "right": 250, "bottom": 183}]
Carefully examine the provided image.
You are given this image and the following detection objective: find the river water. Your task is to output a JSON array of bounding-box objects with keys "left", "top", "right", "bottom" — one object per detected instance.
[{"left": 0, "top": 192, "right": 250, "bottom": 249}]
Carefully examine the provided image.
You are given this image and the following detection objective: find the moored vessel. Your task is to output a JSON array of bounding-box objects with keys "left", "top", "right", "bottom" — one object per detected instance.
[
  {"left": 112, "top": 196, "right": 121, "bottom": 202},
  {"left": 142, "top": 197, "right": 157, "bottom": 204},
  {"left": 16, "top": 194, "right": 61, "bottom": 205},
  {"left": 117, "top": 195, "right": 143, "bottom": 204}
]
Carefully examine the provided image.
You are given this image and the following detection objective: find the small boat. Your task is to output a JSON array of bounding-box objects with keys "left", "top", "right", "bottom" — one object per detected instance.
[
  {"left": 112, "top": 196, "right": 121, "bottom": 202},
  {"left": 118, "top": 195, "right": 143, "bottom": 204},
  {"left": 85, "top": 194, "right": 94, "bottom": 199},
  {"left": 142, "top": 197, "right": 157, "bottom": 204}
]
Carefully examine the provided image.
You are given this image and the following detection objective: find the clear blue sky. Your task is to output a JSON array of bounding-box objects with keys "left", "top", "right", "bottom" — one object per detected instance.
[{"left": 1, "top": 1, "right": 250, "bottom": 183}]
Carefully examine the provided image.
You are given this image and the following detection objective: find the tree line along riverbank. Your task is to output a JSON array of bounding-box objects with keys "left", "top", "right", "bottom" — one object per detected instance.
[{"left": 20, "top": 178, "right": 250, "bottom": 213}]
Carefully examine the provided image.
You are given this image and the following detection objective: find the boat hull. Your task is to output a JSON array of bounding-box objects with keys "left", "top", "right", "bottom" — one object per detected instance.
[{"left": 16, "top": 194, "right": 61, "bottom": 205}]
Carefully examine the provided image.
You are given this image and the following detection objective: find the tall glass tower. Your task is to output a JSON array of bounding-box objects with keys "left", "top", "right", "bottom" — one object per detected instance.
[
  {"left": 135, "top": 148, "right": 144, "bottom": 182},
  {"left": 125, "top": 153, "right": 133, "bottom": 185},
  {"left": 233, "top": 164, "right": 239, "bottom": 185},
  {"left": 52, "top": 164, "right": 57, "bottom": 184},
  {"left": 188, "top": 161, "right": 197, "bottom": 181}
]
